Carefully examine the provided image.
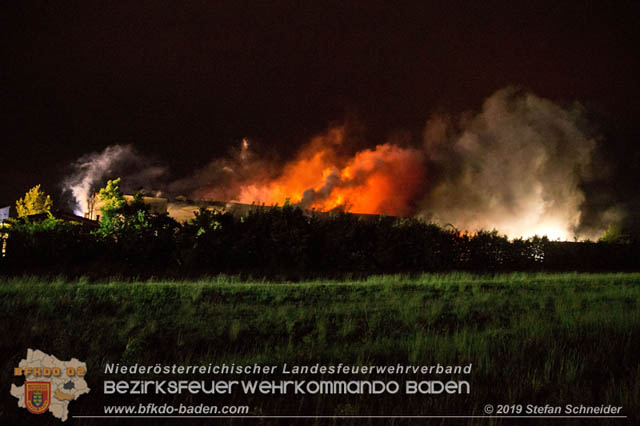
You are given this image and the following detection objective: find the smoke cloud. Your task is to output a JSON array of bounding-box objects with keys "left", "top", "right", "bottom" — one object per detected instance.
[
  {"left": 167, "top": 138, "right": 277, "bottom": 202},
  {"left": 61, "top": 87, "right": 616, "bottom": 240},
  {"left": 419, "top": 87, "right": 598, "bottom": 240},
  {"left": 62, "top": 145, "right": 166, "bottom": 215}
]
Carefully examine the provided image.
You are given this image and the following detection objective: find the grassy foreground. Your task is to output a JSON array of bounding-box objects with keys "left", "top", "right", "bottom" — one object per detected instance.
[{"left": 1, "top": 273, "right": 639, "bottom": 425}]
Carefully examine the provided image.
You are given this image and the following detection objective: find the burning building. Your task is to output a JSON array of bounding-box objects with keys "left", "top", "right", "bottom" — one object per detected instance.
[{"left": 66, "top": 88, "right": 609, "bottom": 240}]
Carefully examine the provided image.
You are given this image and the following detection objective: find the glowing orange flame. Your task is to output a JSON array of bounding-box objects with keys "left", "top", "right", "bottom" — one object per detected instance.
[{"left": 236, "top": 127, "right": 425, "bottom": 216}]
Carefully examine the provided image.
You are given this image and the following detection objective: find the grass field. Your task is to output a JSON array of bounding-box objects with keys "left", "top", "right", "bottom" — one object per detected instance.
[{"left": 1, "top": 273, "right": 639, "bottom": 425}]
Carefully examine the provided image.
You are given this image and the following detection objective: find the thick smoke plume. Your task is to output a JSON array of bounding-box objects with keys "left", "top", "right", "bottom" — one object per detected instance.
[
  {"left": 62, "top": 87, "right": 611, "bottom": 240},
  {"left": 420, "top": 87, "right": 598, "bottom": 240}
]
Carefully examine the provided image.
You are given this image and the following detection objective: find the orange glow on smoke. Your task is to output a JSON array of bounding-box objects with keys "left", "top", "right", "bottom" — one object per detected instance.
[{"left": 237, "top": 127, "right": 425, "bottom": 216}]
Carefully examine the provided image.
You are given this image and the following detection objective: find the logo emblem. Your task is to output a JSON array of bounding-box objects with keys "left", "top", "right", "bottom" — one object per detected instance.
[{"left": 25, "top": 381, "right": 51, "bottom": 415}]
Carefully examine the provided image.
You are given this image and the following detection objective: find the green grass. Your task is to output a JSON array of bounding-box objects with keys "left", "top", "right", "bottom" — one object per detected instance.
[{"left": 1, "top": 273, "right": 639, "bottom": 425}]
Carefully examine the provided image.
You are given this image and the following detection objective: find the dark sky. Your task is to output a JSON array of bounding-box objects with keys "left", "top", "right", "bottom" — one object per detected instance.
[{"left": 2, "top": 0, "right": 639, "bottom": 206}]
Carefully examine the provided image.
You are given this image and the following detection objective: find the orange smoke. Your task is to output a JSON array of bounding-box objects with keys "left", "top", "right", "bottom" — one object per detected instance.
[{"left": 236, "top": 127, "right": 425, "bottom": 216}]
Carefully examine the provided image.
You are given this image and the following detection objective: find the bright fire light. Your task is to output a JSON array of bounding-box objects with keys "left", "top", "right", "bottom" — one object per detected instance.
[{"left": 236, "top": 128, "right": 425, "bottom": 217}]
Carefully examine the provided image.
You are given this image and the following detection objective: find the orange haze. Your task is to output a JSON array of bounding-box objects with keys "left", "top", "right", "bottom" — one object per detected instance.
[{"left": 236, "top": 127, "right": 425, "bottom": 216}]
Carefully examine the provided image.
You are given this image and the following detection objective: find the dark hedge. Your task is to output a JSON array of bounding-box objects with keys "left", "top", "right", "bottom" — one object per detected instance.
[{"left": 1, "top": 206, "right": 638, "bottom": 278}]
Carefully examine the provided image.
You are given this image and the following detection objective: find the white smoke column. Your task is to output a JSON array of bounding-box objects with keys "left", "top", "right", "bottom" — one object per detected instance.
[
  {"left": 420, "top": 87, "right": 598, "bottom": 240},
  {"left": 63, "top": 145, "right": 166, "bottom": 215}
]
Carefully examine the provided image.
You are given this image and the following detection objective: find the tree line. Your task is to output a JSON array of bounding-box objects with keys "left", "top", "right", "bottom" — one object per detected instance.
[{"left": 1, "top": 181, "right": 638, "bottom": 278}]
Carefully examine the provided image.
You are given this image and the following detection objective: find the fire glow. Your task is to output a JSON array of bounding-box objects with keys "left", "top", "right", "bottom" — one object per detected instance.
[
  {"left": 236, "top": 128, "right": 425, "bottom": 217},
  {"left": 63, "top": 88, "right": 605, "bottom": 241}
]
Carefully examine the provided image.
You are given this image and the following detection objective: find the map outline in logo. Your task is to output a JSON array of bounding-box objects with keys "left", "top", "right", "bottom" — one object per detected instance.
[{"left": 11, "top": 349, "right": 90, "bottom": 422}]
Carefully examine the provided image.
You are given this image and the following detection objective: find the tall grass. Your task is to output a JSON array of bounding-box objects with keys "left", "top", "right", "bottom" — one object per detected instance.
[{"left": 1, "top": 273, "right": 638, "bottom": 425}]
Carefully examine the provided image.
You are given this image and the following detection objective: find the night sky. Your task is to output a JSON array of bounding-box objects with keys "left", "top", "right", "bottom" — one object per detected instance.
[{"left": 2, "top": 1, "right": 639, "bottom": 217}]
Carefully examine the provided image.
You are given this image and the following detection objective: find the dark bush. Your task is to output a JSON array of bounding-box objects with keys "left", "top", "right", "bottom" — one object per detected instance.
[
  {"left": 3, "top": 206, "right": 639, "bottom": 277},
  {"left": 3, "top": 217, "right": 101, "bottom": 271}
]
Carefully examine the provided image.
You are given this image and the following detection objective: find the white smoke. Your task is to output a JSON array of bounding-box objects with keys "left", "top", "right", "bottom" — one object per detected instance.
[
  {"left": 62, "top": 145, "right": 166, "bottom": 215},
  {"left": 419, "top": 87, "right": 598, "bottom": 240}
]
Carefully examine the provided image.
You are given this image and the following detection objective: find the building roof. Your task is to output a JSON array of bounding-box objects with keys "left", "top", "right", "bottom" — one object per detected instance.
[{"left": 20, "top": 210, "right": 99, "bottom": 228}]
